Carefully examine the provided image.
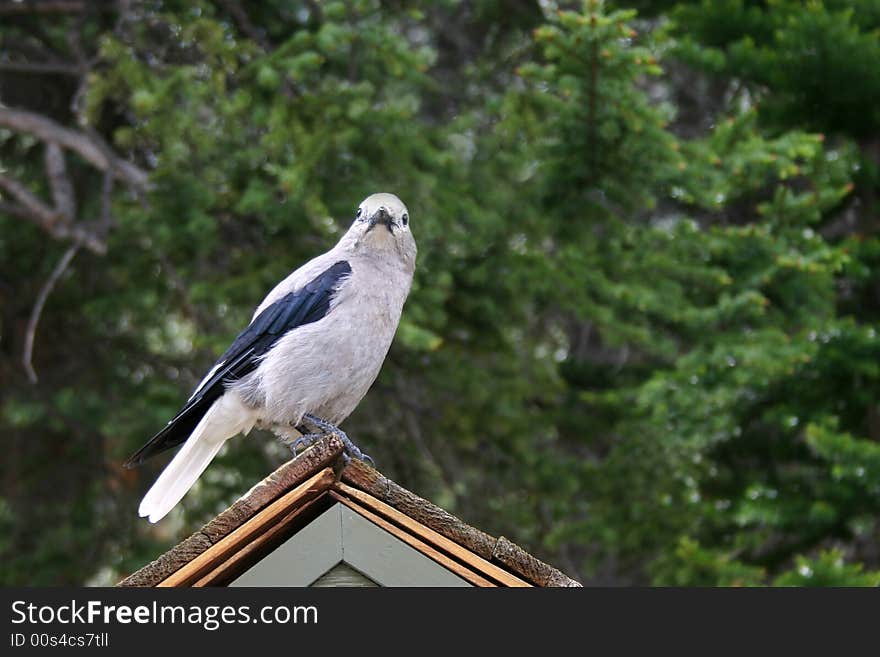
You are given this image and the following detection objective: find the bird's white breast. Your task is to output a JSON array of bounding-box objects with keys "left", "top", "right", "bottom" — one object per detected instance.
[{"left": 236, "top": 254, "right": 412, "bottom": 428}]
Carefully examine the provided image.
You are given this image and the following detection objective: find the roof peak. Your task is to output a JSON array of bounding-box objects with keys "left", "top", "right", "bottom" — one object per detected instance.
[{"left": 119, "top": 435, "right": 581, "bottom": 588}]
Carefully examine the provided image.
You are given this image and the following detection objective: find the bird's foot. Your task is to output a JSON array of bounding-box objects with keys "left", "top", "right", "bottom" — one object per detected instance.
[
  {"left": 302, "top": 414, "right": 374, "bottom": 467},
  {"left": 273, "top": 424, "right": 302, "bottom": 448},
  {"left": 284, "top": 432, "right": 323, "bottom": 456}
]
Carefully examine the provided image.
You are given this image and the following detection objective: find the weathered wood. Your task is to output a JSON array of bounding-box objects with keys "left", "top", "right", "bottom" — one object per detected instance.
[
  {"left": 192, "top": 492, "right": 331, "bottom": 587},
  {"left": 339, "top": 458, "right": 390, "bottom": 496},
  {"left": 335, "top": 482, "right": 529, "bottom": 587},
  {"left": 121, "top": 433, "right": 582, "bottom": 588},
  {"left": 341, "top": 459, "right": 582, "bottom": 588},
  {"left": 200, "top": 435, "right": 343, "bottom": 543},
  {"left": 492, "top": 537, "right": 582, "bottom": 587},
  {"left": 342, "top": 459, "right": 498, "bottom": 559},
  {"left": 329, "top": 491, "right": 495, "bottom": 587},
  {"left": 158, "top": 468, "right": 336, "bottom": 587},
  {"left": 338, "top": 504, "right": 471, "bottom": 587},
  {"left": 117, "top": 533, "right": 212, "bottom": 587},
  {"left": 230, "top": 503, "right": 343, "bottom": 587},
  {"left": 118, "top": 435, "right": 344, "bottom": 587}
]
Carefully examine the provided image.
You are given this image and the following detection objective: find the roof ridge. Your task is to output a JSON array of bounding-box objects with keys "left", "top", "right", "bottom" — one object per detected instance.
[
  {"left": 118, "top": 436, "right": 343, "bottom": 587},
  {"left": 119, "top": 434, "right": 582, "bottom": 588},
  {"left": 340, "top": 460, "right": 582, "bottom": 588}
]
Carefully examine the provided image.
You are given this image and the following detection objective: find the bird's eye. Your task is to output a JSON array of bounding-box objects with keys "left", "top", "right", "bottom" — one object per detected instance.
[
  {"left": 356, "top": 207, "right": 363, "bottom": 220},
  {"left": 401, "top": 213, "right": 409, "bottom": 226}
]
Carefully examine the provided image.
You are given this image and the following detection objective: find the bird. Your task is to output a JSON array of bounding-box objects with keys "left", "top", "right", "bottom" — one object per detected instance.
[{"left": 124, "top": 192, "right": 417, "bottom": 523}]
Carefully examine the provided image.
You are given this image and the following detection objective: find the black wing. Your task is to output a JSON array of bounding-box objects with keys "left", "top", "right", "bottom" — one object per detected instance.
[{"left": 124, "top": 260, "right": 352, "bottom": 468}]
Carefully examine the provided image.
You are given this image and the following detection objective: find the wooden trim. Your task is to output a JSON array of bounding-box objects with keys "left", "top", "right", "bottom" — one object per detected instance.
[
  {"left": 119, "top": 435, "right": 344, "bottom": 587},
  {"left": 334, "top": 483, "right": 531, "bottom": 587},
  {"left": 337, "top": 505, "right": 471, "bottom": 587},
  {"left": 329, "top": 491, "right": 496, "bottom": 587},
  {"left": 340, "top": 460, "right": 498, "bottom": 558},
  {"left": 199, "top": 436, "right": 343, "bottom": 544},
  {"left": 192, "top": 493, "right": 332, "bottom": 587},
  {"left": 158, "top": 468, "right": 336, "bottom": 587},
  {"left": 229, "top": 502, "right": 344, "bottom": 587},
  {"left": 340, "top": 460, "right": 581, "bottom": 587}
]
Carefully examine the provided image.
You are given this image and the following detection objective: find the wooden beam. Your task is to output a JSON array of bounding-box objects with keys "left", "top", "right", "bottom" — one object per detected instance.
[
  {"left": 334, "top": 482, "right": 530, "bottom": 587},
  {"left": 341, "top": 460, "right": 499, "bottom": 559},
  {"left": 329, "top": 491, "right": 497, "bottom": 588},
  {"left": 119, "top": 436, "right": 344, "bottom": 587},
  {"left": 158, "top": 468, "right": 336, "bottom": 587},
  {"left": 199, "top": 435, "right": 343, "bottom": 543},
  {"left": 191, "top": 493, "right": 331, "bottom": 587},
  {"left": 341, "top": 460, "right": 581, "bottom": 587}
]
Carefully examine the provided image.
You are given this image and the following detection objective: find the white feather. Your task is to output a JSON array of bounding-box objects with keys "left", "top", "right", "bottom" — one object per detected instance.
[{"left": 138, "top": 394, "right": 256, "bottom": 523}]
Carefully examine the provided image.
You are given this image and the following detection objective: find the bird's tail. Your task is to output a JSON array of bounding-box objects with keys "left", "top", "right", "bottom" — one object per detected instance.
[{"left": 138, "top": 394, "right": 255, "bottom": 523}]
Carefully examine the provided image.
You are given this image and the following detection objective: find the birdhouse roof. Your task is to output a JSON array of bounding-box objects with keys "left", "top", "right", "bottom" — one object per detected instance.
[{"left": 118, "top": 435, "right": 581, "bottom": 588}]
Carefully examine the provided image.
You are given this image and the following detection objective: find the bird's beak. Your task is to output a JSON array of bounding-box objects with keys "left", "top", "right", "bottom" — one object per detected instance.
[{"left": 368, "top": 208, "right": 395, "bottom": 234}]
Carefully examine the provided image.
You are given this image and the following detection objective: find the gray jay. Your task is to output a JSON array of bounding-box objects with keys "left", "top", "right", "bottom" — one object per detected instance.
[{"left": 125, "top": 193, "right": 417, "bottom": 523}]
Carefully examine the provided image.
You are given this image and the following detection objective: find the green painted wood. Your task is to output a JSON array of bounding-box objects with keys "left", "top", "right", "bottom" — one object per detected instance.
[
  {"left": 339, "top": 506, "right": 470, "bottom": 587},
  {"left": 230, "top": 504, "right": 342, "bottom": 587},
  {"left": 229, "top": 502, "right": 472, "bottom": 587}
]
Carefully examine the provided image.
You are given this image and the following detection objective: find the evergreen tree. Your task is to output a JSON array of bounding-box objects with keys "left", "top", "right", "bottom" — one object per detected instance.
[{"left": 1, "top": 0, "right": 878, "bottom": 586}]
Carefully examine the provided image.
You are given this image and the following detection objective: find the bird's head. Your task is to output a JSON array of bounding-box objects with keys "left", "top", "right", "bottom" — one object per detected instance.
[{"left": 342, "top": 192, "right": 417, "bottom": 269}]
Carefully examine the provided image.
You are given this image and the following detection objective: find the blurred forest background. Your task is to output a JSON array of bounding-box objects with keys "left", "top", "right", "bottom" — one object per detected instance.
[{"left": 1, "top": 0, "right": 879, "bottom": 586}]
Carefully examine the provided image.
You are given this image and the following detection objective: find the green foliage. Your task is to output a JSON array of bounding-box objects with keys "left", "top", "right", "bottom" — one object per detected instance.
[
  {"left": 2, "top": 0, "right": 879, "bottom": 586},
  {"left": 674, "top": 0, "right": 880, "bottom": 137},
  {"left": 487, "top": 0, "right": 880, "bottom": 584},
  {"left": 652, "top": 537, "right": 765, "bottom": 586},
  {"left": 774, "top": 550, "right": 880, "bottom": 586}
]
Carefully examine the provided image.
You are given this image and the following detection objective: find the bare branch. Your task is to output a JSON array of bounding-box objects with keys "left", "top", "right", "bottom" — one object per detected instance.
[
  {"left": 0, "top": 199, "right": 34, "bottom": 221},
  {"left": 0, "top": 173, "right": 106, "bottom": 253},
  {"left": 0, "top": 1, "right": 86, "bottom": 15},
  {"left": 303, "top": 0, "right": 323, "bottom": 24},
  {"left": 217, "top": 0, "right": 270, "bottom": 50},
  {"left": 65, "top": 7, "right": 88, "bottom": 66},
  {"left": 0, "top": 60, "right": 83, "bottom": 75},
  {"left": 23, "top": 243, "right": 80, "bottom": 384},
  {"left": 83, "top": 124, "right": 119, "bottom": 239},
  {"left": 0, "top": 107, "right": 150, "bottom": 190},
  {"left": 64, "top": 8, "right": 93, "bottom": 122},
  {"left": 1, "top": 34, "right": 66, "bottom": 61},
  {"left": 98, "top": 170, "right": 114, "bottom": 234},
  {"left": 45, "top": 142, "right": 77, "bottom": 218},
  {"left": 0, "top": 172, "right": 63, "bottom": 228}
]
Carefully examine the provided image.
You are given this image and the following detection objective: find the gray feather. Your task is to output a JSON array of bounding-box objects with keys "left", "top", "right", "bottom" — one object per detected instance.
[{"left": 133, "top": 192, "right": 416, "bottom": 522}]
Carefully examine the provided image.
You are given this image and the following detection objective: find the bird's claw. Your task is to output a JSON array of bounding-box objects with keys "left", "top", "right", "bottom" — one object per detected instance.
[
  {"left": 288, "top": 433, "right": 322, "bottom": 455},
  {"left": 302, "top": 414, "right": 374, "bottom": 466},
  {"left": 339, "top": 434, "right": 374, "bottom": 467}
]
